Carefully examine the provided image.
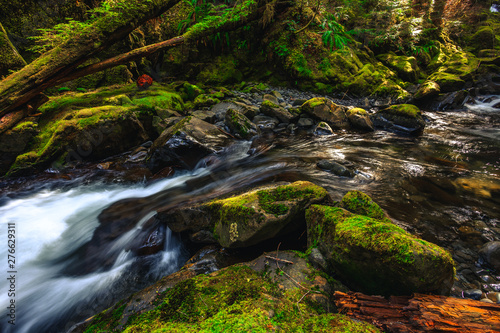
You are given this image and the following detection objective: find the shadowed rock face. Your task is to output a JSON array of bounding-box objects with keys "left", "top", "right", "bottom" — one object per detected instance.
[{"left": 147, "top": 116, "right": 233, "bottom": 172}]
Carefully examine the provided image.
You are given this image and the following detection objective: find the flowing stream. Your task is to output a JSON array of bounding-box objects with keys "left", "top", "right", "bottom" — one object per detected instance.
[{"left": 0, "top": 96, "right": 499, "bottom": 332}]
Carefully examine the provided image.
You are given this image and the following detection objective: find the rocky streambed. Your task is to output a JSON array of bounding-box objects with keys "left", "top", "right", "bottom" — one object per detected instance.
[{"left": 0, "top": 82, "right": 499, "bottom": 332}]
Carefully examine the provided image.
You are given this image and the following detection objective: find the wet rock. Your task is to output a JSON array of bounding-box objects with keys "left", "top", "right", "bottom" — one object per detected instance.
[
  {"left": 414, "top": 80, "right": 440, "bottom": 101},
  {"left": 263, "top": 93, "right": 279, "bottom": 105},
  {"left": 480, "top": 298, "right": 494, "bottom": 303},
  {"left": 297, "top": 117, "right": 314, "bottom": 127},
  {"left": 317, "top": 160, "right": 354, "bottom": 177},
  {"left": 189, "top": 230, "right": 216, "bottom": 244},
  {"left": 253, "top": 115, "right": 279, "bottom": 129},
  {"left": 260, "top": 100, "right": 295, "bottom": 123},
  {"left": 157, "top": 181, "right": 328, "bottom": 248},
  {"left": 313, "top": 121, "right": 334, "bottom": 135},
  {"left": 308, "top": 247, "right": 328, "bottom": 271},
  {"left": 345, "top": 107, "right": 374, "bottom": 131},
  {"left": 301, "top": 97, "right": 350, "bottom": 129},
  {"left": 463, "top": 289, "right": 483, "bottom": 300},
  {"left": 191, "top": 110, "right": 217, "bottom": 123},
  {"left": 224, "top": 109, "right": 259, "bottom": 140},
  {"left": 182, "top": 245, "right": 235, "bottom": 274},
  {"left": 134, "top": 224, "right": 166, "bottom": 256},
  {"left": 372, "top": 104, "right": 425, "bottom": 135},
  {"left": 306, "top": 199, "right": 455, "bottom": 296},
  {"left": 147, "top": 116, "right": 233, "bottom": 173},
  {"left": 487, "top": 292, "right": 500, "bottom": 303},
  {"left": 479, "top": 241, "right": 500, "bottom": 272},
  {"left": 432, "top": 90, "right": 469, "bottom": 111},
  {"left": 210, "top": 101, "right": 259, "bottom": 121}
]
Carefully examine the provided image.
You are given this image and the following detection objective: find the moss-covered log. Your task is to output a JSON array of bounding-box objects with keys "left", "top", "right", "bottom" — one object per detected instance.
[
  {"left": 0, "top": 0, "right": 182, "bottom": 119},
  {"left": 0, "top": 0, "right": 280, "bottom": 134}
]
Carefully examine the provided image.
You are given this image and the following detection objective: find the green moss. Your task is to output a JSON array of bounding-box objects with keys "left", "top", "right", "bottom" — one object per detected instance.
[
  {"left": 257, "top": 181, "right": 327, "bottom": 217},
  {"left": 89, "top": 265, "right": 379, "bottom": 333},
  {"left": 261, "top": 100, "right": 279, "bottom": 108},
  {"left": 346, "top": 108, "right": 367, "bottom": 117},
  {"left": 12, "top": 121, "right": 37, "bottom": 132},
  {"left": 340, "top": 191, "right": 385, "bottom": 220},
  {"left": 132, "top": 88, "right": 184, "bottom": 112},
  {"left": 380, "top": 104, "right": 421, "bottom": 119},
  {"left": 225, "top": 109, "right": 253, "bottom": 139},
  {"left": 193, "top": 94, "right": 220, "bottom": 108}
]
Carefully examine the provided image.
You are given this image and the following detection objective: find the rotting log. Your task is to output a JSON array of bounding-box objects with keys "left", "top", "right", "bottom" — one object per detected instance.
[{"left": 334, "top": 291, "right": 500, "bottom": 333}]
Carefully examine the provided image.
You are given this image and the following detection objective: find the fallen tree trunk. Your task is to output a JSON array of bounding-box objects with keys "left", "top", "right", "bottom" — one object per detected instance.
[
  {"left": 0, "top": 0, "right": 278, "bottom": 134},
  {"left": 334, "top": 291, "right": 500, "bottom": 333},
  {"left": 0, "top": 0, "right": 182, "bottom": 119}
]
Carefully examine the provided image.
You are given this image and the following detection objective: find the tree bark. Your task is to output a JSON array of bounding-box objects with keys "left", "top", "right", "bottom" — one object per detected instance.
[{"left": 334, "top": 291, "right": 500, "bottom": 333}]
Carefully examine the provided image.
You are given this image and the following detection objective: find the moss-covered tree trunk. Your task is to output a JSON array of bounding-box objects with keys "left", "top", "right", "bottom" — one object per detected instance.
[
  {"left": 0, "top": 0, "right": 281, "bottom": 134},
  {"left": 0, "top": 0, "right": 181, "bottom": 125}
]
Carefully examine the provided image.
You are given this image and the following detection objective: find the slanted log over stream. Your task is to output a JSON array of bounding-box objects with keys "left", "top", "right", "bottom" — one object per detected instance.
[{"left": 334, "top": 291, "right": 500, "bottom": 333}]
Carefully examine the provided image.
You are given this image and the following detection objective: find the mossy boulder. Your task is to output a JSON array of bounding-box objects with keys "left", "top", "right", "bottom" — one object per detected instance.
[
  {"left": 345, "top": 108, "right": 373, "bottom": 131},
  {"left": 339, "top": 190, "right": 387, "bottom": 220},
  {"left": 414, "top": 80, "right": 440, "bottom": 100},
  {"left": 193, "top": 94, "right": 221, "bottom": 108},
  {"left": 0, "top": 120, "right": 38, "bottom": 175},
  {"left": 0, "top": 22, "right": 26, "bottom": 77},
  {"left": 157, "top": 181, "right": 329, "bottom": 248},
  {"left": 180, "top": 82, "right": 205, "bottom": 101},
  {"left": 427, "top": 72, "right": 465, "bottom": 93},
  {"left": 147, "top": 116, "right": 233, "bottom": 172},
  {"left": 301, "top": 97, "right": 350, "bottom": 129},
  {"left": 7, "top": 104, "right": 150, "bottom": 176},
  {"left": 377, "top": 53, "right": 420, "bottom": 82},
  {"left": 306, "top": 204, "right": 455, "bottom": 296},
  {"left": 372, "top": 104, "right": 426, "bottom": 135},
  {"left": 470, "top": 26, "right": 496, "bottom": 52},
  {"left": 224, "top": 109, "right": 259, "bottom": 140},
  {"left": 260, "top": 100, "right": 295, "bottom": 123},
  {"left": 73, "top": 263, "right": 379, "bottom": 333},
  {"left": 131, "top": 86, "right": 184, "bottom": 112}
]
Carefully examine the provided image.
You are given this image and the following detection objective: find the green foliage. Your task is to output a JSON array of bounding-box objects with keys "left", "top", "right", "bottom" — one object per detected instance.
[
  {"left": 320, "top": 15, "right": 349, "bottom": 51},
  {"left": 269, "top": 40, "right": 290, "bottom": 57},
  {"left": 28, "top": 19, "right": 91, "bottom": 54},
  {"left": 27, "top": 0, "right": 155, "bottom": 54}
]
